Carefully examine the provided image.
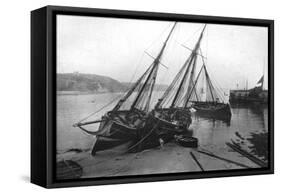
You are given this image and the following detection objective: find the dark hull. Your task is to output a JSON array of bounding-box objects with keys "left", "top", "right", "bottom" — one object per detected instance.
[
  {"left": 153, "top": 108, "right": 192, "bottom": 139},
  {"left": 229, "top": 89, "right": 268, "bottom": 104},
  {"left": 92, "top": 108, "right": 193, "bottom": 154},
  {"left": 230, "top": 102, "right": 268, "bottom": 109},
  {"left": 125, "top": 108, "right": 193, "bottom": 153},
  {"left": 91, "top": 110, "right": 143, "bottom": 154},
  {"left": 155, "top": 116, "right": 186, "bottom": 134},
  {"left": 91, "top": 136, "right": 134, "bottom": 155},
  {"left": 91, "top": 122, "right": 136, "bottom": 155},
  {"left": 229, "top": 97, "right": 267, "bottom": 104},
  {"left": 98, "top": 119, "right": 137, "bottom": 140},
  {"left": 193, "top": 102, "right": 232, "bottom": 119},
  {"left": 127, "top": 114, "right": 186, "bottom": 153}
]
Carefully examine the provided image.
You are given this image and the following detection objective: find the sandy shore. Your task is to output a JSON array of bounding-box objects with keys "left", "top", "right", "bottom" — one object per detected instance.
[{"left": 57, "top": 142, "right": 260, "bottom": 179}]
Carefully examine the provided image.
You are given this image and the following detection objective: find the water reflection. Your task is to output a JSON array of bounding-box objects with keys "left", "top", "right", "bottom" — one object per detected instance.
[
  {"left": 193, "top": 112, "right": 231, "bottom": 126},
  {"left": 57, "top": 93, "right": 268, "bottom": 156},
  {"left": 191, "top": 103, "right": 268, "bottom": 149}
]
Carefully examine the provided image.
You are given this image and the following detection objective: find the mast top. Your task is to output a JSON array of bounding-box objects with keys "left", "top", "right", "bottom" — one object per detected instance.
[{"left": 128, "top": 22, "right": 177, "bottom": 111}]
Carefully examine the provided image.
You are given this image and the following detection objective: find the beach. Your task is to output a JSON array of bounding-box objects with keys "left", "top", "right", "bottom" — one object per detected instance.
[
  {"left": 57, "top": 140, "right": 262, "bottom": 179},
  {"left": 56, "top": 93, "right": 268, "bottom": 179}
]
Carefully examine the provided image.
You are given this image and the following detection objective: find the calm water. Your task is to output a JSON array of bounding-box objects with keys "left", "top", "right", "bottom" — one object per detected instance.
[{"left": 57, "top": 92, "right": 268, "bottom": 153}]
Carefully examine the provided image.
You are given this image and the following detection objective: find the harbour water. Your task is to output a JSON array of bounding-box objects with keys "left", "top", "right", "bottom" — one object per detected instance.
[
  {"left": 57, "top": 92, "right": 268, "bottom": 155},
  {"left": 56, "top": 92, "right": 268, "bottom": 178}
]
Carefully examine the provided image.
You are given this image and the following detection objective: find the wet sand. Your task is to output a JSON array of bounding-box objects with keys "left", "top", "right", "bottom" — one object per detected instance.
[
  {"left": 57, "top": 142, "right": 260, "bottom": 179},
  {"left": 56, "top": 93, "right": 268, "bottom": 179}
]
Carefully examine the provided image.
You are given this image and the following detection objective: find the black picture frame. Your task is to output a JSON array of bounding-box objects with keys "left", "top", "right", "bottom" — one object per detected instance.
[{"left": 31, "top": 5, "right": 274, "bottom": 188}]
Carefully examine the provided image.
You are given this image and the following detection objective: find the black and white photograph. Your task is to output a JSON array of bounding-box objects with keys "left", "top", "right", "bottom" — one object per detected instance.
[{"left": 56, "top": 15, "right": 269, "bottom": 180}]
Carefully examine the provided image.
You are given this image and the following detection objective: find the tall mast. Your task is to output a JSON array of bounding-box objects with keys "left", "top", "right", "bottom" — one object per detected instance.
[
  {"left": 169, "top": 55, "right": 193, "bottom": 108},
  {"left": 170, "top": 24, "right": 206, "bottom": 108},
  {"left": 130, "top": 22, "right": 177, "bottom": 110},
  {"left": 112, "top": 63, "right": 153, "bottom": 111},
  {"left": 185, "top": 65, "right": 205, "bottom": 103},
  {"left": 187, "top": 25, "right": 206, "bottom": 93}
]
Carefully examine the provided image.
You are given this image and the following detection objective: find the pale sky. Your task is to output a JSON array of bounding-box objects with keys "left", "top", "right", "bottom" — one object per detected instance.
[{"left": 57, "top": 15, "right": 268, "bottom": 90}]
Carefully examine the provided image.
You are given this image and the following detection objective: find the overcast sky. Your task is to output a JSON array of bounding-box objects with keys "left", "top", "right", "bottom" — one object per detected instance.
[{"left": 57, "top": 15, "right": 268, "bottom": 90}]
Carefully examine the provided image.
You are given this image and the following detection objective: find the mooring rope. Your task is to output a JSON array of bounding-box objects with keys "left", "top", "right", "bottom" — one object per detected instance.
[
  {"left": 76, "top": 95, "right": 122, "bottom": 124},
  {"left": 126, "top": 119, "right": 160, "bottom": 153}
]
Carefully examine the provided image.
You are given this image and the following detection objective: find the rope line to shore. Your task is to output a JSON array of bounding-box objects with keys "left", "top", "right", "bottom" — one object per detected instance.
[
  {"left": 76, "top": 95, "right": 122, "bottom": 124},
  {"left": 126, "top": 120, "right": 160, "bottom": 153}
]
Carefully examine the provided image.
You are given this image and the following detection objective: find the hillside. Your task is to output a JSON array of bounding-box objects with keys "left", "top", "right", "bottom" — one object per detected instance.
[
  {"left": 57, "top": 73, "right": 126, "bottom": 93},
  {"left": 57, "top": 73, "right": 168, "bottom": 93}
]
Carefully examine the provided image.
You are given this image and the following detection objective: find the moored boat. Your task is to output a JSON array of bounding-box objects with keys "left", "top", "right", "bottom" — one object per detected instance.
[
  {"left": 192, "top": 101, "right": 231, "bottom": 118},
  {"left": 74, "top": 23, "right": 178, "bottom": 155},
  {"left": 187, "top": 55, "right": 232, "bottom": 118},
  {"left": 151, "top": 25, "right": 209, "bottom": 136}
]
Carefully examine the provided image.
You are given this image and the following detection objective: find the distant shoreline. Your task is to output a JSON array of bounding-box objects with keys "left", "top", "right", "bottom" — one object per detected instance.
[
  {"left": 57, "top": 91, "right": 125, "bottom": 96},
  {"left": 57, "top": 90, "right": 167, "bottom": 96}
]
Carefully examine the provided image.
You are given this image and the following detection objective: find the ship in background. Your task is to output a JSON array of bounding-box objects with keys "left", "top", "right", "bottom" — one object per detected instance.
[{"left": 229, "top": 75, "right": 268, "bottom": 104}]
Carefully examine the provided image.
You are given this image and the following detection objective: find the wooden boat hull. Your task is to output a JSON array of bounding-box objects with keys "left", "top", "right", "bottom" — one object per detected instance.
[
  {"left": 153, "top": 108, "right": 192, "bottom": 139},
  {"left": 91, "top": 136, "right": 134, "bottom": 156},
  {"left": 91, "top": 110, "right": 144, "bottom": 154},
  {"left": 98, "top": 119, "right": 137, "bottom": 140},
  {"left": 124, "top": 109, "right": 192, "bottom": 152},
  {"left": 91, "top": 108, "right": 192, "bottom": 154},
  {"left": 192, "top": 102, "right": 232, "bottom": 119},
  {"left": 127, "top": 109, "right": 194, "bottom": 152},
  {"left": 229, "top": 97, "right": 267, "bottom": 104}
]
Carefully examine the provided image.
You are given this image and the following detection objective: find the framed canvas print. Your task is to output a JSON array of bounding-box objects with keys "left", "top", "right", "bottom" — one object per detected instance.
[{"left": 31, "top": 5, "right": 274, "bottom": 188}]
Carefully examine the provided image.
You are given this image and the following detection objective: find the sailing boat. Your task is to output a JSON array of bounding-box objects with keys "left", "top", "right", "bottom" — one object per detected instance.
[
  {"left": 190, "top": 63, "right": 232, "bottom": 120},
  {"left": 73, "top": 23, "right": 177, "bottom": 155},
  {"left": 149, "top": 25, "right": 207, "bottom": 140},
  {"left": 184, "top": 35, "right": 231, "bottom": 119}
]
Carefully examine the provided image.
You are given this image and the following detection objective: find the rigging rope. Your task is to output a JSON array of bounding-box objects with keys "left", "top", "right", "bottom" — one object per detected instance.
[
  {"left": 204, "top": 63, "right": 228, "bottom": 102},
  {"left": 76, "top": 95, "right": 123, "bottom": 124},
  {"left": 145, "top": 23, "right": 174, "bottom": 55},
  {"left": 195, "top": 49, "right": 226, "bottom": 103},
  {"left": 75, "top": 49, "right": 148, "bottom": 124},
  {"left": 126, "top": 119, "right": 160, "bottom": 152},
  {"left": 183, "top": 25, "right": 204, "bottom": 46}
]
